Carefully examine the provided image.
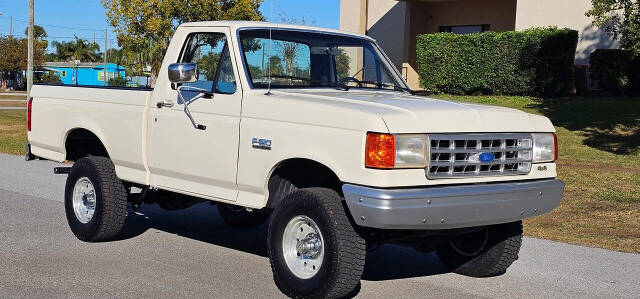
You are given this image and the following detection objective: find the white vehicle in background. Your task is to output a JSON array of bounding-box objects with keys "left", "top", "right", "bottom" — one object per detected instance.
[{"left": 26, "top": 22, "right": 564, "bottom": 298}]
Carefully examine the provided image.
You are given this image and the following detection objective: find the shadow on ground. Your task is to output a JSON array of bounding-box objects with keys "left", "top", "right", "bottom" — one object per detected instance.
[
  {"left": 527, "top": 97, "right": 640, "bottom": 155},
  {"left": 119, "top": 202, "right": 449, "bottom": 281}
]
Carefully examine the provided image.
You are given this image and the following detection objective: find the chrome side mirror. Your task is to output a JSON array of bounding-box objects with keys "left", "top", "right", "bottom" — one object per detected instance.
[{"left": 168, "top": 63, "right": 197, "bottom": 83}]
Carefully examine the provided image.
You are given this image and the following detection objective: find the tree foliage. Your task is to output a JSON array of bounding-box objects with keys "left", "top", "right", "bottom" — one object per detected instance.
[
  {"left": 0, "top": 35, "right": 46, "bottom": 89},
  {"left": 108, "top": 76, "right": 127, "bottom": 87},
  {"left": 37, "top": 72, "right": 62, "bottom": 84},
  {"left": 199, "top": 53, "right": 222, "bottom": 81},
  {"left": 101, "top": 0, "right": 264, "bottom": 84},
  {"left": 335, "top": 48, "right": 351, "bottom": 79},
  {"left": 276, "top": 11, "right": 315, "bottom": 77},
  {"left": 586, "top": 0, "right": 640, "bottom": 55},
  {"left": 24, "top": 25, "right": 48, "bottom": 40},
  {"left": 50, "top": 38, "right": 103, "bottom": 62}
]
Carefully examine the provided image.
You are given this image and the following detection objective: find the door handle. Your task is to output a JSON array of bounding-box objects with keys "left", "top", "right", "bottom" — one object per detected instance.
[{"left": 156, "top": 101, "right": 174, "bottom": 108}]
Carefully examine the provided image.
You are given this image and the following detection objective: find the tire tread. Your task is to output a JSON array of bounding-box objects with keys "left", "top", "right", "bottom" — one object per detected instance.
[
  {"left": 268, "top": 187, "right": 366, "bottom": 298},
  {"left": 68, "top": 156, "right": 127, "bottom": 242}
]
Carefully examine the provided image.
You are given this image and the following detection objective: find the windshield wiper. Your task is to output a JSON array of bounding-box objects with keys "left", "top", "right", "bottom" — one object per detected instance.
[
  {"left": 357, "top": 80, "right": 415, "bottom": 95},
  {"left": 393, "top": 85, "right": 415, "bottom": 95}
]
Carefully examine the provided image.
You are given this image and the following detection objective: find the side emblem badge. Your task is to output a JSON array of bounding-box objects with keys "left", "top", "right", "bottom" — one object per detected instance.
[
  {"left": 252, "top": 138, "right": 272, "bottom": 150},
  {"left": 479, "top": 152, "right": 495, "bottom": 163}
]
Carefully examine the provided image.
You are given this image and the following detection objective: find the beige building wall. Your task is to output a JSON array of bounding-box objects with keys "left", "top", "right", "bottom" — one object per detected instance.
[
  {"left": 365, "top": 0, "right": 409, "bottom": 69},
  {"left": 339, "top": 0, "right": 365, "bottom": 35},
  {"left": 339, "top": 0, "right": 409, "bottom": 69},
  {"left": 515, "top": 0, "right": 618, "bottom": 65}
]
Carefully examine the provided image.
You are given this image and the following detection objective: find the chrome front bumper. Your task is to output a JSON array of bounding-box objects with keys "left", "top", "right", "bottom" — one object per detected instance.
[{"left": 342, "top": 179, "right": 564, "bottom": 230}]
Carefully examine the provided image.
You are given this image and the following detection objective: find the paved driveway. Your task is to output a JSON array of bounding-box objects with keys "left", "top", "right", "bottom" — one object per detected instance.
[{"left": 0, "top": 153, "right": 638, "bottom": 298}]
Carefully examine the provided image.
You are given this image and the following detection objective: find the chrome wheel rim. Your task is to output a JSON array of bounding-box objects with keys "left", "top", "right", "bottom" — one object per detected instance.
[
  {"left": 72, "top": 177, "right": 96, "bottom": 224},
  {"left": 282, "top": 215, "right": 324, "bottom": 279}
]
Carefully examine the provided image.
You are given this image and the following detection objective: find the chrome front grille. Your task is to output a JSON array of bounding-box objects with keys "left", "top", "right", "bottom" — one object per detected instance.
[{"left": 427, "top": 133, "right": 533, "bottom": 179}]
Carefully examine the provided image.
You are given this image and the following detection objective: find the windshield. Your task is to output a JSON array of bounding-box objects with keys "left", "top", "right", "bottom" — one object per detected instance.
[{"left": 239, "top": 29, "right": 408, "bottom": 91}]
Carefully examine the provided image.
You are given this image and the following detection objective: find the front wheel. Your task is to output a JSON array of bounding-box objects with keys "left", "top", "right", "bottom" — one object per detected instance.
[
  {"left": 436, "top": 221, "right": 523, "bottom": 277},
  {"left": 268, "top": 188, "right": 366, "bottom": 298}
]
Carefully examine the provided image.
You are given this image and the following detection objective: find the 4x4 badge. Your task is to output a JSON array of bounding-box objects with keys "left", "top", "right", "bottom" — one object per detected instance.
[{"left": 252, "top": 138, "right": 272, "bottom": 150}]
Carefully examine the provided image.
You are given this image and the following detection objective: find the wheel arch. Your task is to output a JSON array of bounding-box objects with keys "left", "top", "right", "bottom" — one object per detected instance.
[
  {"left": 264, "top": 157, "right": 343, "bottom": 209},
  {"left": 64, "top": 127, "right": 110, "bottom": 161}
]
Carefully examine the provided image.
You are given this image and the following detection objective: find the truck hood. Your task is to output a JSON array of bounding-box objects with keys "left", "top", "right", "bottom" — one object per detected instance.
[{"left": 274, "top": 89, "right": 554, "bottom": 133}]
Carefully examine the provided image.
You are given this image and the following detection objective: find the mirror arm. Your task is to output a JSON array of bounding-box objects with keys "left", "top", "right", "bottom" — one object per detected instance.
[{"left": 177, "top": 86, "right": 210, "bottom": 130}]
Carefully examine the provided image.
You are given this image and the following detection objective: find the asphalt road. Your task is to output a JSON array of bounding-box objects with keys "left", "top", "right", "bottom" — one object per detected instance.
[{"left": 1, "top": 153, "right": 638, "bottom": 298}]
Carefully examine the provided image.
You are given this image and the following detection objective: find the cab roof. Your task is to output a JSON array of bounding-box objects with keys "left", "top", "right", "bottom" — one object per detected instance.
[{"left": 179, "top": 21, "right": 373, "bottom": 41}]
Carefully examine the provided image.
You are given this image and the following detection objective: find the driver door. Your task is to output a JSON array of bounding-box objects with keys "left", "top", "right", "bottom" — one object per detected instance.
[{"left": 148, "top": 29, "right": 241, "bottom": 202}]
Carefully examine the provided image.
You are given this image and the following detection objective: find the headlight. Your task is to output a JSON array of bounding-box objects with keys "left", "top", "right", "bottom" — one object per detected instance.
[
  {"left": 532, "top": 133, "right": 558, "bottom": 163},
  {"left": 365, "top": 133, "right": 427, "bottom": 169},
  {"left": 395, "top": 134, "right": 428, "bottom": 168}
]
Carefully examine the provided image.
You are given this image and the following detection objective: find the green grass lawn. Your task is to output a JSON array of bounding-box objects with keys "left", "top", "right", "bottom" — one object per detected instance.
[
  {"left": 0, "top": 94, "right": 28, "bottom": 100},
  {"left": 0, "top": 102, "right": 26, "bottom": 108},
  {"left": 436, "top": 95, "right": 640, "bottom": 252},
  {"left": 0, "top": 110, "right": 27, "bottom": 155}
]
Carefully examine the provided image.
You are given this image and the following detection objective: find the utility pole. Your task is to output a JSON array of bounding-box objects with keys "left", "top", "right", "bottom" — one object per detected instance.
[
  {"left": 27, "top": 0, "right": 34, "bottom": 98},
  {"left": 104, "top": 29, "right": 107, "bottom": 86},
  {"left": 9, "top": 16, "right": 12, "bottom": 37}
]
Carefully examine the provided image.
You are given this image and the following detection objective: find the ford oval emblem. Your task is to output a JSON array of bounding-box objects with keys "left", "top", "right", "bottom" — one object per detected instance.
[{"left": 479, "top": 152, "right": 495, "bottom": 163}]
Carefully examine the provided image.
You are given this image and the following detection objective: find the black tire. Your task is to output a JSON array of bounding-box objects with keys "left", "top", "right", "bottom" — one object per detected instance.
[
  {"left": 436, "top": 221, "right": 523, "bottom": 277},
  {"left": 217, "top": 203, "right": 270, "bottom": 228},
  {"left": 64, "top": 156, "right": 128, "bottom": 242},
  {"left": 268, "top": 188, "right": 366, "bottom": 298}
]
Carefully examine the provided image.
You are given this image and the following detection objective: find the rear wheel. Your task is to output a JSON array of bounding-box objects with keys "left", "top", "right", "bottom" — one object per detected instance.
[
  {"left": 64, "top": 156, "right": 128, "bottom": 242},
  {"left": 436, "top": 221, "right": 523, "bottom": 277},
  {"left": 217, "top": 203, "right": 270, "bottom": 228},
  {"left": 268, "top": 188, "right": 366, "bottom": 298}
]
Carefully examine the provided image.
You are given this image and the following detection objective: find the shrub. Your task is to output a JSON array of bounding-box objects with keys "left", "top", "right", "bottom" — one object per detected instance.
[
  {"left": 589, "top": 49, "right": 640, "bottom": 95},
  {"left": 37, "top": 72, "right": 62, "bottom": 84},
  {"left": 107, "top": 76, "right": 127, "bottom": 87},
  {"left": 416, "top": 27, "right": 578, "bottom": 97}
]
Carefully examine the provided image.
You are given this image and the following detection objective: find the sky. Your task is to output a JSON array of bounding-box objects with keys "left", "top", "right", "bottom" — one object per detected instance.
[{"left": 0, "top": 0, "right": 340, "bottom": 52}]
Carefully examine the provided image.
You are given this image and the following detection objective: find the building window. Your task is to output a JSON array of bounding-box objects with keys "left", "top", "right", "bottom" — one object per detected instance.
[
  {"left": 60, "top": 70, "right": 67, "bottom": 77},
  {"left": 440, "top": 25, "right": 490, "bottom": 34},
  {"left": 98, "top": 72, "right": 119, "bottom": 82}
]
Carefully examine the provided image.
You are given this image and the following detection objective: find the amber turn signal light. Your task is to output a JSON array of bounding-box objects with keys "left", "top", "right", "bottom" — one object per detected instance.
[{"left": 365, "top": 133, "right": 395, "bottom": 169}]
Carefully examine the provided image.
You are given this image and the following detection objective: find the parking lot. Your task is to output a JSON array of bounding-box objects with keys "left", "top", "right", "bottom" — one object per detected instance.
[{"left": 1, "top": 153, "right": 638, "bottom": 298}]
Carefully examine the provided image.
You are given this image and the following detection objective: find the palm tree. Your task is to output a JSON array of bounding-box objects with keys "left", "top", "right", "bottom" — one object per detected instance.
[
  {"left": 50, "top": 37, "right": 103, "bottom": 62},
  {"left": 24, "top": 25, "right": 47, "bottom": 40}
]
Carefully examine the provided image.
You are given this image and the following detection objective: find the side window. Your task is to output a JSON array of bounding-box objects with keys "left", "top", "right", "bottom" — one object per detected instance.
[{"left": 181, "top": 33, "right": 237, "bottom": 94}]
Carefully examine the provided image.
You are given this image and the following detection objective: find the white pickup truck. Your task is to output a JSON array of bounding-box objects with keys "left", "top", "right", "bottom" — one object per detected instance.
[{"left": 27, "top": 21, "right": 564, "bottom": 298}]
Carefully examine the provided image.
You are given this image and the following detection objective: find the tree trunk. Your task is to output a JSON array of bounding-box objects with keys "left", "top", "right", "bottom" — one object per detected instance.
[
  {"left": 149, "top": 71, "right": 158, "bottom": 88},
  {"left": 1, "top": 72, "right": 6, "bottom": 90}
]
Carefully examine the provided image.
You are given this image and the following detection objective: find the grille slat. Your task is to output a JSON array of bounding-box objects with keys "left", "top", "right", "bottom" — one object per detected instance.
[{"left": 427, "top": 133, "right": 533, "bottom": 179}]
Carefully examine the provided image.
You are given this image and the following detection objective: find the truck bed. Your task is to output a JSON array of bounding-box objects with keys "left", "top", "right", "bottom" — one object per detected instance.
[{"left": 28, "top": 84, "right": 153, "bottom": 185}]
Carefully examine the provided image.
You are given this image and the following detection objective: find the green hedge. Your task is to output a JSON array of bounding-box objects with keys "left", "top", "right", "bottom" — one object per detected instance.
[
  {"left": 590, "top": 49, "right": 640, "bottom": 95},
  {"left": 416, "top": 27, "right": 578, "bottom": 97},
  {"left": 107, "top": 76, "right": 127, "bottom": 87}
]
